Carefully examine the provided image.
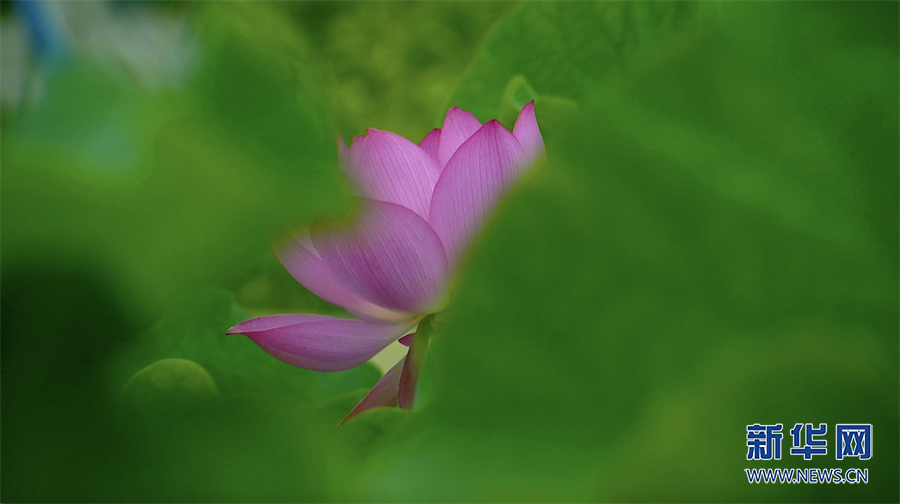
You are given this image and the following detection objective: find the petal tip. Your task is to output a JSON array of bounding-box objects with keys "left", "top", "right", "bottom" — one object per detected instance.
[{"left": 483, "top": 119, "right": 506, "bottom": 132}]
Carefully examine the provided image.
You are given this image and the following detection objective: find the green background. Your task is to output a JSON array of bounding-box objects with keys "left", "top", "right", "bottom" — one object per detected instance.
[{"left": 2, "top": 2, "right": 897, "bottom": 502}]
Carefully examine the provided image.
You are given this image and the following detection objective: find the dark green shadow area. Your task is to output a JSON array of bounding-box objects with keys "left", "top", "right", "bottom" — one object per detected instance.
[{"left": 1, "top": 264, "right": 349, "bottom": 502}]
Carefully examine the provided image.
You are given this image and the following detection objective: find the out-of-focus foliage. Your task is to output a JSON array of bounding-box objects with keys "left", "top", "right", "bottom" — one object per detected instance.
[
  {"left": 287, "top": 2, "right": 517, "bottom": 140},
  {"left": 1, "top": 1, "right": 897, "bottom": 503},
  {"left": 330, "top": 2, "right": 899, "bottom": 502},
  {"left": 449, "top": 2, "right": 713, "bottom": 122},
  {"left": 2, "top": 3, "right": 350, "bottom": 321}
]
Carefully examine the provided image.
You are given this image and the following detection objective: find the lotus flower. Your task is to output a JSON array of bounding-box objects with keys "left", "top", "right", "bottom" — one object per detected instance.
[{"left": 226, "top": 102, "right": 544, "bottom": 421}]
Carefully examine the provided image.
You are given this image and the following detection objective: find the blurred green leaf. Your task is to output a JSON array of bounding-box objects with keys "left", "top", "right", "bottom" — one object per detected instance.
[
  {"left": 122, "top": 357, "right": 222, "bottom": 410},
  {"left": 448, "top": 1, "right": 710, "bottom": 122},
  {"left": 337, "top": 3, "right": 899, "bottom": 502},
  {"left": 4, "top": 63, "right": 157, "bottom": 188},
  {"left": 193, "top": 3, "right": 336, "bottom": 178}
]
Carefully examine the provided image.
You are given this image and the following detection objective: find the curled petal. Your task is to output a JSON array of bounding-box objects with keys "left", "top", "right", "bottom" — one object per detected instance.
[
  {"left": 398, "top": 343, "right": 420, "bottom": 410},
  {"left": 276, "top": 231, "right": 413, "bottom": 323},
  {"left": 226, "top": 314, "right": 414, "bottom": 372},
  {"left": 312, "top": 200, "right": 449, "bottom": 314},
  {"left": 438, "top": 106, "right": 482, "bottom": 169},
  {"left": 513, "top": 101, "right": 545, "bottom": 165},
  {"left": 343, "top": 129, "right": 441, "bottom": 219},
  {"left": 429, "top": 120, "right": 526, "bottom": 267},
  {"left": 418, "top": 128, "right": 441, "bottom": 167},
  {"left": 340, "top": 355, "right": 406, "bottom": 424}
]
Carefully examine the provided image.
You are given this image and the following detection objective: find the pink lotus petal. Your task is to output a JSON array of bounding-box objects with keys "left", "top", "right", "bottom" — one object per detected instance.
[
  {"left": 340, "top": 355, "right": 405, "bottom": 424},
  {"left": 429, "top": 120, "right": 526, "bottom": 267},
  {"left": 513, "top": 101, "right": 545, "bottom": 165},
  {"left": 276, "top": 231, "right": 413, "bottom": 323},
  {"left": 398, "top": 333, "right": 414, "bottom": 347},
  {"left": 438, "top": 106, "right": 482, "bottom": 169},
  {"left": 343, "top": 129, "right": 441, "bottom": 219},
  {"left": 398, "top": 345, "right": 419, "bottom": 410},
  {"left": 226, "top": 314, "right": 414, "bottom": 372},
  {"left": 398, "top": 322, "right": 433, "bottom": 410},
  {"left": 418, "top": 128, "right": 441, "bottom": 167},
  {"left": 312, "top": 200, "right": 449, "bottom": 314}
]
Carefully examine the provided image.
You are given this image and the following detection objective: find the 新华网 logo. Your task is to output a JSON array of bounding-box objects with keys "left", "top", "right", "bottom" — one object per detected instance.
[{"left": 746, "top": 423, "right": 872, "bottom": 461}]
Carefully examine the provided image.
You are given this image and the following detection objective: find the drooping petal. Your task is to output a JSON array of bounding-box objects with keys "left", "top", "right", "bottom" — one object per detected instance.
[
  {"left": 397, "top": 333, "right": 422, "bottom": 409},
  {"left": 275, "top": 231, "right": 414, "bottom": 323},
  {"left": 226, "top": 314, "right": 414, "bottom": 372},
  {"left": 312, "top": 199, "right": 449, "bottom": 314},
  {"left": 513, "top": 101, "right": 545, "bottom": 165},
  {"left": 418, "top": 128, "right": 441, "bottom": 167},
  {"left": 340, "top": 355, "right": 406, "bottom": 425},
  {"left": 437, "top": 106, "right": 482, "bottom": 169},
  {"left": 343, "top": 129, "right": 441, "bottom": 219},
  {"left": 398, "top": 343, "right": 420, "bottom": 410},
  {"left": 398, "top": 313, "right": 437, "bottom": 410},
  {"left": 429, "top": 120, "right": 526, "bottom": 267}
]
